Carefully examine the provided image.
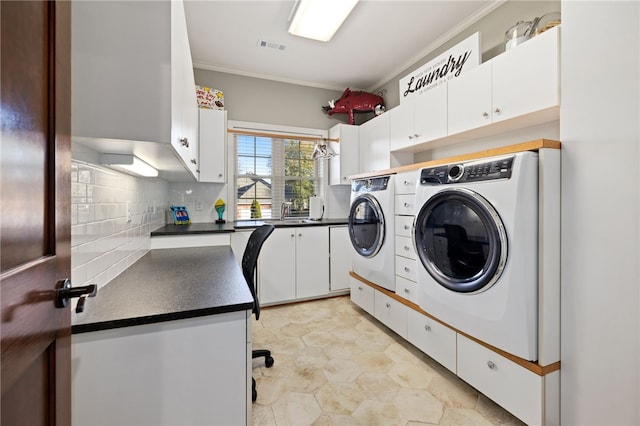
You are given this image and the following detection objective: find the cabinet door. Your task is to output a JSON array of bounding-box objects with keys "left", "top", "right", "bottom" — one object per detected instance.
[
  {"left": 447, "top": 62, "right": 492, "bottom": 135},
  {"left": 350, "top": 278, "right": 374, "bottom": 315},
  {"left": 170, "top": 0, "right": 199, "bottom": 178},
  {"left": 388, "top": 101, "right": 414, "bottom": 151},
  {"left": 258, "top": 228, "right": 296, "bottom": 304},
  {"left": 374, "top": 292, "right": 408, "bottom": 339},
  {"left": 329, "top": 226, "right": 351, "bottom": 291},
  {"left": 492, "top": 27, "right": 559, "bottom": 123},
  {"left": 413, "top": 83, "right": 448, "bottom": 142},
  {"left": 329, "top": 124, "right": 359, "bottom": 185},
  {"left": 199, "top": 109, "right": 226, "bottom": 183},
  {"left": 296, "top": 227, "right": 329, "bottom": 299},
  {"left": 359, "top": 114, "right": 390, "bottom": 173},
  {"left": 407, "top": 310, "right": 457, "bottom": 373}
]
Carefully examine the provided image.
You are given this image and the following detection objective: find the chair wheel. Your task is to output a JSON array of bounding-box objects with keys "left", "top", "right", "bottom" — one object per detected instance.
[{"left": 265, "top": 356, "right": 274, "bottom": 368}]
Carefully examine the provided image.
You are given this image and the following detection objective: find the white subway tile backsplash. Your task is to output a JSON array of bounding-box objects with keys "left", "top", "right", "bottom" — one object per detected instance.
[{"left": 71, "top": 160, "right": 168, "bottom": 289}]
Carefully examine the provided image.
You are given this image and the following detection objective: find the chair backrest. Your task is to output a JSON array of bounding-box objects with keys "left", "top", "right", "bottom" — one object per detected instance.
[{"left": 241, "top": 224, "right": 275, "bottom": 320}]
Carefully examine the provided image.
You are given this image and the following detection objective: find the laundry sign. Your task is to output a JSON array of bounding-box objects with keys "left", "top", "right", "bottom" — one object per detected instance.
[{"left": 399, "top": 32, "right": 481, "bottom": 104}]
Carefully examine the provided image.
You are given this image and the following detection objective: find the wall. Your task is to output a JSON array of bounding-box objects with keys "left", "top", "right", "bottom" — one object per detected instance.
[
  {"left": 71, "top": 161, "right": 168, "bottom": 290},
  {"left": 560, "top": 2, "right": 640, "bottom": 424}
]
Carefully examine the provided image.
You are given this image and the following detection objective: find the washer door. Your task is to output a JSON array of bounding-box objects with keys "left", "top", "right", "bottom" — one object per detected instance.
[
  {"left": 414, "top": 188, "right": 507, "bottom": 293},
  {"left": 349, "top": 194, "right": 385, "bottom": 258}
]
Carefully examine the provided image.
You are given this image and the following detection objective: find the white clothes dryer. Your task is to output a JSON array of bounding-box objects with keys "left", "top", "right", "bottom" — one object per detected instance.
[
  {"left": 349, "top": 175, "right": 395, "bottom": 292},
  {"left": 413, "top": 152, "right": 539, "bottom": 361}
]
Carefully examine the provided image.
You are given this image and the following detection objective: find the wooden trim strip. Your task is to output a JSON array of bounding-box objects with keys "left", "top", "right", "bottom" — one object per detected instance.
[
  {"left": 349, "top": 271, "right": 561, "bottom": 376},
  {"left": 227, "top": 128, "right": 339, "bottom": 143},
  {"left": 349, "top": 138, "right": 561, "bottom": 179}
]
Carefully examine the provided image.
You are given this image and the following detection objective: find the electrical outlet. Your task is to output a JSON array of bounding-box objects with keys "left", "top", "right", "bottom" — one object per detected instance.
[{"left": 195, "top": 200, "right": 203, "bottom": 211}]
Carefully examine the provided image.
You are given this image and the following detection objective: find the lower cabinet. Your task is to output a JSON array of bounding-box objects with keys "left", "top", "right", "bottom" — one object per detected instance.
[
  {"left": 349, "top": 276, "right": 559, "bottom": 426},
  {"left": 259, "top": 227, "right": 329, "bottom": 304},
  {"left": 71, "top": 312, "right": 250, "bottom": 426},
  {"left": 329, "top": 226, "right": 351, "bottom": 291}
]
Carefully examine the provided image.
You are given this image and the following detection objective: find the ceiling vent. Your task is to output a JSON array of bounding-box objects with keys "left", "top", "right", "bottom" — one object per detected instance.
[{"left": 258, "top": 40, "right": 286, "bottom": 51}]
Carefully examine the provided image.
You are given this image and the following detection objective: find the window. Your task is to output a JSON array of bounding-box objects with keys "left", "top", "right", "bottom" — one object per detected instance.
[{"left": 232, "top": 124, "right": 324, "bottom": 220}]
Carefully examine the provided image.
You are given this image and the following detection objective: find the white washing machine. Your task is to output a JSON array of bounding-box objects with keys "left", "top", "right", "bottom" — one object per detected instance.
[
  {"left": 349, "top": 175, "right": 395, "bottom": 292},
  {"left": 413, "top": 152, "right": 539, "bottom": 361}
]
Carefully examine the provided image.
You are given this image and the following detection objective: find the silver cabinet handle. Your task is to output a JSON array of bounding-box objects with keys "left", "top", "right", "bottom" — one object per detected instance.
[
  {"left": 218, "top": 173, "right": 223, "bottom": 178},
  {"left": 494, "top": 108, "right": 501, "bottom": 114},
  {"left": 404, "top": 267, "right": 410, "bottom": 273},
  {"left": 191, "top": 159, "right": 197, "bottom": 164},
  {"left": 404, "top": 288, "right": 409, "bottom": 293},
  {"left": 179, "top": 137, "right": 189, "bottom": 147},
  {"left": 404, "top": 225, "right": 410, "bottom": 230},
  {"left": 424, "top": 324, "right": 431, "bottom": 332},
  {"left": 487, "top": 361, "right": 497, "bottom": 370},
  {"left": 414, "top": 134, "right": 419, "bottom": 138},
  {"left": 385, "top": 302, "right": 390, "bottom": 308},
  {"left": 404, "top": 202, "right": 410, "bottom": 208},
  {"left": 404, "top": 245, "right": 410, "bottom": 251},
  {"left": 358, "top": 286, "right": 363, "bottom": 290},
  {"left": 298, "top": 233, "right": 302, "bottom": 237},
  {"left": 291, "top": 234, "right": 295, "bottom": 238},
  {"left": 403, "top": 180, "right": 410, "bottom": 186},
  {"left": 482, "top": 112, "right": 489, "bottom": 118}
]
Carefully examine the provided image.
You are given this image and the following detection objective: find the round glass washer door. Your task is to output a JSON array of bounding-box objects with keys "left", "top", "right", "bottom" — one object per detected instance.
[
  {"left": 348, "top": 194, "right": 385, "bottom": 258},
  {"left": 414, "top": 188, "right": 508, "bottom": 293}
]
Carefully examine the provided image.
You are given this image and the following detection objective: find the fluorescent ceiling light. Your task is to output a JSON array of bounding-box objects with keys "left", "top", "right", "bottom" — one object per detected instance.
[
  {"left": 99, "top": 154, "right": 158, "bottom": 177},
  {"left": 288, "top": 0, "right": 359, "bottom": 42}
]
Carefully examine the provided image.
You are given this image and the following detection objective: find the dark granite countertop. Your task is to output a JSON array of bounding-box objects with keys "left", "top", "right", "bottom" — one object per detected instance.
[
  {"left": 234, "top": 218, "right": 349, "bottom": 229},
  {"left": 151, "top": 222, "right": 236, "bottom": 236},
  {"left": 71, "top": 246, "right": 253, "bottom": 334}
]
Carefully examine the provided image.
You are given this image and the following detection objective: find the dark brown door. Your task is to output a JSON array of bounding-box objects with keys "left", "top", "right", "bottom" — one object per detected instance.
[{"left": 1, "top": 1, "right": 71, "bottom": 424}]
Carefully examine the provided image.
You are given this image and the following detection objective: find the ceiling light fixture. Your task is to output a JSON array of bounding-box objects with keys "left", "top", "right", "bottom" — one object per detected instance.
[
  {"left": 99, "top": 154, "right": 158, "bottom": 177},
  {"left": 288, "top": 0, "right": 359, "bottom": 42}
]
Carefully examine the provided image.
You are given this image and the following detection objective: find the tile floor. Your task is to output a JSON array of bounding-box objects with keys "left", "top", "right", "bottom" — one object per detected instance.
[{"left": 251, "top": 296, "right": 526, "bottom": 426}]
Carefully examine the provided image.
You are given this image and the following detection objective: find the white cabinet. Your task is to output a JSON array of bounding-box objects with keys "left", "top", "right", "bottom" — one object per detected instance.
[
  {"left": 407, "top": 310, "right": 457, "bottom": 373},
  {"left": 71, "top": 0, "right": 200, "bottom": 180},
  {"left": 448, "top": 27, "right": 559, "bottom": 135},
  {"left": 389, "top": 84, "right": 448, "bottom": 151},
  {"left": 329, "top": 226, "right": 351, "bottom": 291},
  {"left": 329, "top": 124, "right": 359, "bottom": 185},
  {"left": 374, "top": 291, "right": 408, "bottom": 339},
  {"left": 358, "top": 113, "right": 390, "bottom": 174},
  {"left": 230, "top": 230, "right": 252, "bottom": 267},
  {"left": 258, "top": 227, "right": 329, "bottom": 304},
  {"left": 198, "top": 109, "right": 227, "bottom": 183},
  {"left": 457, "top": 334, "right": 546, "bottom": 425},
  {"left": 72, "top": 312, "right": 249, "bottom": 426},
  {"left": 350, "top": 277, "right": 374, "bottom": 315}
]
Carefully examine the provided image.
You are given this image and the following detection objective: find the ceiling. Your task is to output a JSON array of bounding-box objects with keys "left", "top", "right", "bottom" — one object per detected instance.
[{"left": 184, "top": 0, "right": 500, "bottom": 92}]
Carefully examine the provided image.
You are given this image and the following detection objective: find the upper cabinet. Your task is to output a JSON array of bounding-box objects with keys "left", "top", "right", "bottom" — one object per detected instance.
[
  {"left": 328, "top": 123, "right": 359, "bottom": 185},
  {"left": 72, "top": 0, "right": 200, "bottom": 180},
  {"left": 448, "top": 26, "right": 559, "bottom": 135},
  {"left": 359, "top": 114, "right": 390, "bottom": 174},
  {"left": 198, "top": 109, "right": 227, "bottom": 183}
]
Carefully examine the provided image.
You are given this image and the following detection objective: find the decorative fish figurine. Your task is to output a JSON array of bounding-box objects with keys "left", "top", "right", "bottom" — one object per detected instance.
[{"left": 323, "top": 88, "right": 385, "bottom": 125}]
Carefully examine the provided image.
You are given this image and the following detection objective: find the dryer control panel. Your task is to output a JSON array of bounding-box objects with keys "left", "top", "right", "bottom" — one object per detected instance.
[
  {"left": 420, "top": 155, "right": 514, "bottom": 185},
  {"left": 352, "top": 176, "right": 390, "bottom": 192}
]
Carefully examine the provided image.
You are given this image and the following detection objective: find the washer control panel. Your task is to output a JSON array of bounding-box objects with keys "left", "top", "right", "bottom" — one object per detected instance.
[
  {"left": 420, "top": 155, "right": 515, "bottom": 185},
  {"left": 352, "top": 175, "right": 390, "bottom": 192}
]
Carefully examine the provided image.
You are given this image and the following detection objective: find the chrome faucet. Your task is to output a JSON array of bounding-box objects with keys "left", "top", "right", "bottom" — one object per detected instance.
[{"left": 280, "top": 202, "right": 292, "bottom": 220}]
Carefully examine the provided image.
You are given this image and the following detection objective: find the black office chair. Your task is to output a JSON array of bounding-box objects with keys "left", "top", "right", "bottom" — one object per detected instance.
[{"left": 241, "top": 224, "right": 275, "bottom": 402}]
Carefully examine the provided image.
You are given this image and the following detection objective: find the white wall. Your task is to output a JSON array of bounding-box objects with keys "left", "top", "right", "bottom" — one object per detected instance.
[{"left": 560, "top": 2, "right": 640, "bottom": 425}]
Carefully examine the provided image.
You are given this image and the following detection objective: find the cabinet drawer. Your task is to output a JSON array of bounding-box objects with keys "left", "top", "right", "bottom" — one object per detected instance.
[
  {"left": 457, "top": 334, "right": 542, "bottom": 425},
  {"left": 350, "top": 278, "right": 374, "bottom": 315},
  {"left": 395, "top": 256, "right": 417, "bottom": 282},
  {"left": 407, "top": 310, "right": 456, "bottom": 373},
  {"left": 396, "top": 276, "right": 419, "bottom": 305},
  {"left": 395, "top": 215, "right": 414, "bottom": 238},
  {"left": 395, "top": 194, "right": 416, "bottom": 215},
  {"left": 374, "top": 292, "right": 408, "bottom": 339},
  {"left": 395, "top": 171, "right": 418, "bottom": 194},
  {"left": 395, "top": 235, "right": 416, "bottom": 260}
]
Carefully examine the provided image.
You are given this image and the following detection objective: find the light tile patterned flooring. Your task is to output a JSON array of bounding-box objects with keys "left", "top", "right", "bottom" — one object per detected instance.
[{"left": 251, "top": 296, "right": 526, "bottom": 426}]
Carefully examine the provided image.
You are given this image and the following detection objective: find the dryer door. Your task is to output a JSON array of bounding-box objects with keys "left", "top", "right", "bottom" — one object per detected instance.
[
  {"left": 414, "top": 188, "right": 507, "bottom": 293},
  {"left": 349, "top": 194, "right": 385, "bottom": 258}
]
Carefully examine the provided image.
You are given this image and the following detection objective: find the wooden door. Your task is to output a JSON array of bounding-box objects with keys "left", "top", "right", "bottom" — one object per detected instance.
[{"left": 1, "top": 1, "right": 71, "bottom": 424}]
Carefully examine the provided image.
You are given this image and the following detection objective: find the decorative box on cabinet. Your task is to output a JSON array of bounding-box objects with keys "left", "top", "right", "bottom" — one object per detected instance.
[
  {"left": 258, "top": 227, "right": 329, "bottom": 304},
  {"left": 448, "top": 26, "right": 559, "bottom": 136},
  {"left": 329, "top": 124, "right": 359, "bottom": 185},
  {"left": 71, "top": 0, "right": 200, "bottom": 180},
  {"left": 198, "top": 109, "right": 227, "bottom": 183}
]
